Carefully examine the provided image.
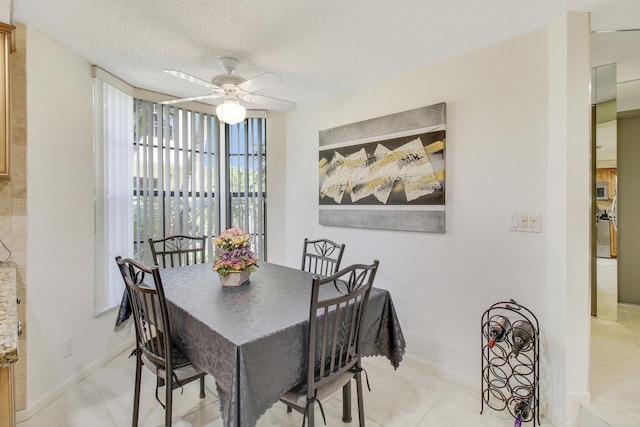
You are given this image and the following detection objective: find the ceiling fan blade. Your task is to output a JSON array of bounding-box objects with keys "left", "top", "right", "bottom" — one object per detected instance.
[
  {"left": 240, "top": 93, "right": 297, "bottom": 110},
  {"left": 164, "top": 69, "right": 222, "bottom": 90},
  {"left": 236, "top": 73, "right": 283, "bottom": 93},
  {"left": 159, "top": 94, "right": 222, "bottom": 105}
]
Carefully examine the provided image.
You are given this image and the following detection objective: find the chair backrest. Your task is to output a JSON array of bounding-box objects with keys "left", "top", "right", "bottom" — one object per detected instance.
[
  {"left": 149, "top": 235, "right": 206, "bottom": 268},
  {"left": 301, "top": 238, "right": 345, "bottom": 276},
  {"left": 115, "top": 256, "right": 173, "bottom": 372},
  {"left": 306, "top": 260, "right": 379, "bottom": 394}
]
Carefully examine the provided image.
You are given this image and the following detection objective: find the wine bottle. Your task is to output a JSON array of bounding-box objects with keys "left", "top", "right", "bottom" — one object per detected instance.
[
  {"left": 510, "top": 320, "right": 535, "bottom": 357},
  {"left": 513, "top": 389, "right": 533, "bottom": 427},
  {"left": 487, "top": 315, "right": 510, "bottom": 349}
]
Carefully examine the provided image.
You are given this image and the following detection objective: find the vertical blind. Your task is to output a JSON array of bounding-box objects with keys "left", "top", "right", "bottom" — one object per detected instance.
[
  {"left": 95, "top": 92, "right": 268, "bottom": 313},
  {"left": 133, "top": 100, "right": 221, "bottom": 264},
  {"left": 227, "top": 120, "right": 267, "bottom": 260},
  {"left": 94, "top": 80, "right": 133, "bottom": 314}
]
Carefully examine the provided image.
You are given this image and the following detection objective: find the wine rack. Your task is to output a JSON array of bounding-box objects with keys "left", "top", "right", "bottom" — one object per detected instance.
[{"left": 481, "top": 299, "right": 540, "bottom": 426}]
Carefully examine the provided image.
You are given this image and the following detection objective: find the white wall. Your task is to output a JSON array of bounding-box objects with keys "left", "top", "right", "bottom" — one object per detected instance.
[
  {"left": 546, "top": 13, "right": 592, "bottom": 425},
  {"left": 281, "top": 14, "right": 590, "bottom": 426},
  {"left": 25, "top": 28, "right": 131, "bottom": 415},
  {"left": 0, "top": 0, "right": 10, "bottom": 24},
  {"left": 266, "top": 111, "right": 288, "bottom": 265},
  {"left": 18, "top": 13, "right": 591, "bottom": 426},
  {"left": 19, "top": 26, "right": 291, "bottom": 416},
  {"left": 285, "top": 24, "right": 549, "bottom": 378}
]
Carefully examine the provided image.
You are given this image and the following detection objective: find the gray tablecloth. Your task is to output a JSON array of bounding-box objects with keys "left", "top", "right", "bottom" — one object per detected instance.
[{"left": 155, "top": 262, "right": 405, "bottom": 427}]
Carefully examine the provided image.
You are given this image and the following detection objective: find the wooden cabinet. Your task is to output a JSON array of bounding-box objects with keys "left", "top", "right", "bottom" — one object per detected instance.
[
  {"left": 0, "top": 23, "right": 13, "bottom": 179},
  {"left": 596, "top": 167, "right": 617, "bottom": 200},
  {"left": 608, "top": 170, "right": 617, "bottom": 200},
  {"left": 610, "top": 220, "right": 617, "bottom": 258},
  {"left": 596, "top": 167, "right": 618, "bottom": 258},
  {"left": 0, "top": 366, "right": 15, "bottom": 427}
]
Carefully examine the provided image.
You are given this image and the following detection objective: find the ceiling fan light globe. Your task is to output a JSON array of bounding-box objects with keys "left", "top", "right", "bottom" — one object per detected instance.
[{"left": 216, "top": 101, "right": 246, "bottom": 124}]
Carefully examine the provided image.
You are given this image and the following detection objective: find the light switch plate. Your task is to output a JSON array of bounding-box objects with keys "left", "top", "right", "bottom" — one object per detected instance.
[
  {"left": 510, "top": 213, "right": 520, "bottom": 230},
  {"left": 510, "top": 211, "right": 541, "bottom": 233},
  {"left": 529, "top": 213, "right": 541, "bottom": 232}
]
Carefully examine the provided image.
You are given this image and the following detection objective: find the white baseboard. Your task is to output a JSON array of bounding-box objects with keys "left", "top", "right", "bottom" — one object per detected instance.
[
  {"left": 578, "top": 404, "right": 613, "bottom": 427},
  {"left": 15, "top": 338, "right": 134, "bottom": 423},
  {"left": 565, "top": 390, "right": 592, "bottom": 427},
  {"left": 540, "top": 390, "right": 591, "bottom": 427},
  {"left": 402, "top": 353, "right": 477, "bottom": 391}
]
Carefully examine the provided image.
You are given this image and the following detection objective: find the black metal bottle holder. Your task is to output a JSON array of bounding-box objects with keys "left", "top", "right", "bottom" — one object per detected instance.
[{"left": 481, "top": 299, "right": 540, "bottom": 426}]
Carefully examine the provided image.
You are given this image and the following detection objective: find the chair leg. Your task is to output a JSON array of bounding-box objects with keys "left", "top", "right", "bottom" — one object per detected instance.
[
  {"left": 342, "top": 382, "right": 352, "bottom": 422},
  {"left": 307, "top": 401, "right": 315, "bottom": 427},
  {"left": 165, "top": 374, "right": 173, "bottom": 427},
  {"left": 355, "top": 372, "right": 365, "bottom": 427},
  {"left": 132, "top": 354, "right": 143, "bottom": 427},
  {"left": 199, "top": 376, "right": 205, "bottom": 398}
]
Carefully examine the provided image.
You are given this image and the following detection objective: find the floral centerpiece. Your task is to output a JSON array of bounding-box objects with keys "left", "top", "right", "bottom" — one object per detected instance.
[{"left": 212, "top": 227, "right": 258, "bottom": 286}]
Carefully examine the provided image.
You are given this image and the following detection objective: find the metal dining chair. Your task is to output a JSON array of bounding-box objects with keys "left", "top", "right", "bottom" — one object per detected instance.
[
  {"left": 115, "top": 256, "right": 206, "bottom": 427},
  {"left": 149, "top": 235, "right": 206, "bottom": 268},
  {"left": 280, "top": 260, "right": 379, "bottom": 427},
  {"left": 301, "top": 238, "right": 345, "bottom": 276}
]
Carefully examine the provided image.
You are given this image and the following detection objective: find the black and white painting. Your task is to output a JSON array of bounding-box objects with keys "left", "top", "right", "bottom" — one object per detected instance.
[{"left": 318, "top": 103, "right": 446, "bottom": 232}]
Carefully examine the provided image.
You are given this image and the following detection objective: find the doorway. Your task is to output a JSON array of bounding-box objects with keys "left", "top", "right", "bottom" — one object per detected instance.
[
  {"left": 588, "top": 31, "right": 640, "bottom": 424},
  {"left": 592, "top": 63, "right": 618, "bottom": 321}
]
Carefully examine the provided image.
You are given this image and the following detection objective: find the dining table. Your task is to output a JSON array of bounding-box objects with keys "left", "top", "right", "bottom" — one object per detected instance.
[{"left": 117, "top": 261, "right": 406, "bottom": 427}]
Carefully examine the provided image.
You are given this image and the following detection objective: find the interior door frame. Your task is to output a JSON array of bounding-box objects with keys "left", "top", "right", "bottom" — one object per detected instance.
[{"left": 591, "top": 104, "right": 597, "bottom": 316}]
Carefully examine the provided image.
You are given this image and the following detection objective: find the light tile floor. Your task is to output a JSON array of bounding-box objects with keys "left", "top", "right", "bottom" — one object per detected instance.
[
  {"left": 586, "top": 257, "right": 640, "bottom": 427},
  {"left": 17, "top": 348, "right": 541, "bottom": 427},
  {"left": 16, "top": 258, "right": 640, "bottom": 427},
  {"left": 589, "top": 305, "right": 640, "bottom": 426},
  {"left": 596, "top": 258, "right": 618, "bottom": 322}
]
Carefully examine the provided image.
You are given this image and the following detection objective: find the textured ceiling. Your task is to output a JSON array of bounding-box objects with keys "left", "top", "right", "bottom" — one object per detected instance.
[{"left": 12, "top": 0, "right": 640, "bottom": 110}]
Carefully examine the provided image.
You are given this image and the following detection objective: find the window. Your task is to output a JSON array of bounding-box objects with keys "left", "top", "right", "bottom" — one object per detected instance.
[
  {"left": 132, "top": 99, "right": 267, "bottom": 264},
  {"left": 133, "top": 100, "right": 220, "bottom": 264},
  {"left": 94, "top": 79, "right": 133, "bottom": 314},
  {"left": 95, "top": 83, "right": 268, "bottom": 313},
  {"left": 227, "top": 120, "right": 267, "bottom": 260}
]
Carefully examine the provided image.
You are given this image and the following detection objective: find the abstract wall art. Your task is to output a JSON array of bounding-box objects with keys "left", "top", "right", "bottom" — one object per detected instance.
[{"left": 318, "top": 103, "right": 446, "bottom": 232}]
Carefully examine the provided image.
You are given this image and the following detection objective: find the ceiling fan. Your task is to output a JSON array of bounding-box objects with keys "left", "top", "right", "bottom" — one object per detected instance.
[{"left": 160, "top": 57, "right": 297, "bottom": 124}]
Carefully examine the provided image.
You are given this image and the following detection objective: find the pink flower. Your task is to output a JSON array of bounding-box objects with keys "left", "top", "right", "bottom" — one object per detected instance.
[{"left": 212, "top": 227, "right": 258, "bottom": 275}]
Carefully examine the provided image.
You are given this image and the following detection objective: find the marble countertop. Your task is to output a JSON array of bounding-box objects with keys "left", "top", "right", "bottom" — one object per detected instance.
[{"left": 0, "top": 266, "right": 17, "bottom": 367}]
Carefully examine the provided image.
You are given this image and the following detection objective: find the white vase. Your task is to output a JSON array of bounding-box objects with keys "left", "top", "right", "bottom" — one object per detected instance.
[{"left": 219, "top": 270, "right": 251, "bottom": 287}]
